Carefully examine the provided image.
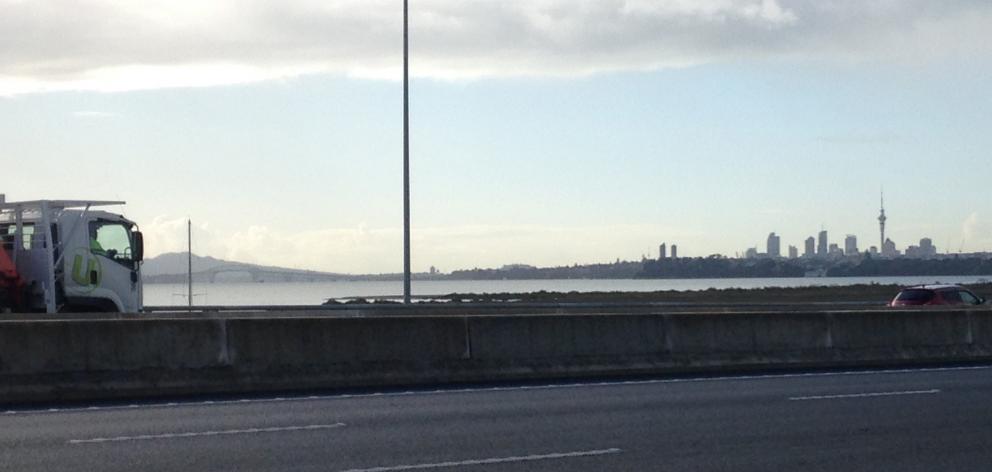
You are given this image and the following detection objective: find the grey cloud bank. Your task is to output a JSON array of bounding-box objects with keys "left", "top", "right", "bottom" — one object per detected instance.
[{"left": 1, "top": 0, "right": 990, "bottom": 94}]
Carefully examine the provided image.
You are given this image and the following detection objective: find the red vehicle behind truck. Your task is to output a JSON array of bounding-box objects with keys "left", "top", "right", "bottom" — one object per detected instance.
[{"left": 889, "top": 284, "right": 986, "bottom": 307}]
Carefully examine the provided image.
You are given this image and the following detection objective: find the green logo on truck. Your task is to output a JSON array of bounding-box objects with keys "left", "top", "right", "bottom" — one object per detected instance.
[{"left": 71, "top": 249, "right": 102, "bottom": 291}]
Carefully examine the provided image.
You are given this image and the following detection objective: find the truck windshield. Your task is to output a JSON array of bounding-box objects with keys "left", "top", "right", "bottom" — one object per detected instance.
[{"left": 90, "top": 221, "right": 133, "bottom": 265}]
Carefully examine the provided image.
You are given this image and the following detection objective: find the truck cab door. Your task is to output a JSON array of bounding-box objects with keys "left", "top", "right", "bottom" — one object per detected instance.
[{"left": 67, "top": 220, "right": 141, "bottom": 312}]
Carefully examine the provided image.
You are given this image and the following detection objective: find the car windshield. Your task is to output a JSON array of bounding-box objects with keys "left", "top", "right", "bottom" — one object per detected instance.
[
  {"left": 895, "top": 289, "right": 935, "bottom": 302},
  {"left": 959, "top": 291, "right": 980, "bottom": 305}
]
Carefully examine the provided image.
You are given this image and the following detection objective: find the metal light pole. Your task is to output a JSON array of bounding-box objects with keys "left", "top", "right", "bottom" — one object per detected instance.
[
  {"left": 188, "top": 219, "right": 193, "bottom": 312},
  {"left": 403, "top": 0, "right": 412, "bottom": 303}
]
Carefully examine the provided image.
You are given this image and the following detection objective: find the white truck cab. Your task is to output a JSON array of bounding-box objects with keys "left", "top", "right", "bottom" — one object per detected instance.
[{"left": 0, "top": 198, "right": 144, "bottom": 313}]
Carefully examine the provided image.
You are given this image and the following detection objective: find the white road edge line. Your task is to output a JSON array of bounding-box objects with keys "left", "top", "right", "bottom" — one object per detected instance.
[
  {"left": 338, "top": 448, "right": 623, "bottom": 472},
  {"left": 11, "top": 365, "right": 986, "bottom": 416},
  {"left": 789, "top": 389, "right": 941, "bottom": 401},
  {"left": 67, "top": 423, "right": 345, "bottom": 444}
]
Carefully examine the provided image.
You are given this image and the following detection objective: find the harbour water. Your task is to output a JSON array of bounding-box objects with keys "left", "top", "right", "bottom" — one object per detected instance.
[{"left": 144, "top": 275, "right": 992, "bottom": 307}]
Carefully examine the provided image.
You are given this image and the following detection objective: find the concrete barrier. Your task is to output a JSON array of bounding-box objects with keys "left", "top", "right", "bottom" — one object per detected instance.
[
  {"left": 0, "top": 319, "right": 227, "bottom": 374},
  {"left": 225, "top": 317, "right": 470, "bottom": 390},
  {"left": 1, "top": 309, "right": 991, "bottom": 404}
]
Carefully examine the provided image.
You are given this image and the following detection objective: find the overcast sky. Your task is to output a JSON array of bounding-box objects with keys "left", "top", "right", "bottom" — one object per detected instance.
[{"left": 3, "top": 0, "right": 991, "bottom": 272}]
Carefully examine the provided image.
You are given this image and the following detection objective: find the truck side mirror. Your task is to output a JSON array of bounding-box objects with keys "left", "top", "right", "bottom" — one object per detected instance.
[{"left": 133, "top": 231, "right": 144, "bottom": 262}]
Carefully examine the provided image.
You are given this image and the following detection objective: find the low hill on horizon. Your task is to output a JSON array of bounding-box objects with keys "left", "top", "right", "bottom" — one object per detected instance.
[
  {"left": 142, "top": 252, "right": 228, "bottom": 276},
  {"left": 142, "top": 252, "right": 345, "bottom": 278}
]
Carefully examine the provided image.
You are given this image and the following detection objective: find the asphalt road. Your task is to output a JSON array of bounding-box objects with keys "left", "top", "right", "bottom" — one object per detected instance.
[{"left": 2, "top": 365, "right": 991, "bottom": 471}]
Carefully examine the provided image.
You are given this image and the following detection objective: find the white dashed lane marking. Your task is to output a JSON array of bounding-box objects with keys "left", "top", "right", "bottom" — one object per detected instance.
[
  {"left": 4, "top": 365, "right": 983, "bottom": 416},
  {"left": 789, "top": 389, "right": 941, "bottom": 401},
  {"left": 68, "top": 423, "right": 345, "bottom": 444},
  {"left": 338, "top": 448, "right": 623, "bottom": 472}
]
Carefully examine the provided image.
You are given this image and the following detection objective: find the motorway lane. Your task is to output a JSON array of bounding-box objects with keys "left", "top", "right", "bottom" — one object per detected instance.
[{"left": 1, "top": 366, "right": 991, "bottom": 471}]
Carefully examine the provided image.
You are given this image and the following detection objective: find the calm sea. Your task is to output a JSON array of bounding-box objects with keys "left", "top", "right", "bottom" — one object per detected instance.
[{"left": 144, "top": 275, "right": 992, "bottom": 307}]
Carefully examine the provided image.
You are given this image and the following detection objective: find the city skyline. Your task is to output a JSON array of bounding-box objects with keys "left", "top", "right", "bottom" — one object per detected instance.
[
  {"left": 738, "top": 191, "right": 984, "bottom": 261},
  {"left": 744, "top": 229, "right": 949, "bottom": 261},
  {"left": 2, "top": 1, "right": 991, "bottom": 273}
]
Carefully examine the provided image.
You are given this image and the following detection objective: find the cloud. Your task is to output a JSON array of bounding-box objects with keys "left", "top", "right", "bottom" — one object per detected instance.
[
  {"left": 963, "top": 212, "right": 979, "bottom": 241},
  {"left": 1, "top": 0, "right": 990, "bottom": 94},
  {"left": 816, "top": 132, "right": 903, "bottom": 145},
  {"left": 71, "top": 111, "right": 119, "bottom": 118},
  {"left": 141, "top": 218, "right": 701, "bottom": 273},
  {"left": 142, "top": 215, "right": 227, "bottom": 259},
  {"left": 960, "top": 212, "right": 992, "bottom": 253}
]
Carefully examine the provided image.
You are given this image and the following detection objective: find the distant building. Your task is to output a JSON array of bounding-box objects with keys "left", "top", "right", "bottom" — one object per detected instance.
[
  {"left": 788, "top": 245, "right": 798, "bottom": 259},
  {"left": 671, "top": 245, "right": 678, "bottom": 259},
  {"left": 767, "top": 232, "right": 781, "bottom": 258},
  {"left": 804, "top": 237, "right": 815, "bottom": 257},
  {"left": 905, "top": 239, "right": 937, "bottom": 259},
  {"left": 817, "top": 230, "right": 828, "bottom": 257},
  {"left": 745, "top": 247, "right": 759, "bottom": 259},
  {"left": 829, "top": 243, "right": 842, "bottom": 257},
  {"left": 882, "top": 238, "right": 898, "bottom": 257},
  {"left": 869, "top": 246, "right": 879, "bottom": 256},
  {"left": 658, "top": 243, "right": 667, "bottom": 260},
  {"left": 429, "top": 266, "right": 439, "bottom": 275},
  {"left": 844, "top": 235, "right": 858, "bottom": 257}
]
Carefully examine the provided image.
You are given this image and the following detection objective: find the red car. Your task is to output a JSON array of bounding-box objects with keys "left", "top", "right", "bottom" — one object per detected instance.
[{"left": 889, "top": 284, "right": 986, "bottom": 307}]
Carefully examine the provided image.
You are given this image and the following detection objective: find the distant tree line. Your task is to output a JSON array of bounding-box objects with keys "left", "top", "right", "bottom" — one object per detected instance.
[
  {"left": 639, "top": 255, "right": 992, "bottom": 279},
  {"left": 449, "top": 261, "right": 643, "bottom": 280},
  {"left": 639, "top": 256, "right": 807, "bottom": 278},
  {"left": 441, "top": 256, "right": 992, "bottom": 280},
  {"left": 827, "top": 256, "right": 992, "bottom": 277},
  {"left": 147, "top": 255, "right": 992, "bottom": 283}
]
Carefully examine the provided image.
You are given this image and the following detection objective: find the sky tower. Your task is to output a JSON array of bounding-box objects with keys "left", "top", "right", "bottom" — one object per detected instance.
[{"left": 878, "top": 190, "right": 887, "bottom": 249}]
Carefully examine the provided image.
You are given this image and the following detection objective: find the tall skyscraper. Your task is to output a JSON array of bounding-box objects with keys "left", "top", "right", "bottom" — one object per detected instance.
[
  {"left": 767, "top": 232, "right": 781, "bottom": 258},
  {"left": 658, "top": 243, "right": 667, "bottom": 260},
  {"left": 788, "top": 245, "right": 799, "bottom": 259},
  {"left": 670, "top": 245, "right": 678, "bottom": 259},
  {"left": 878, "top": 191, "right": 887, "bottom": 250},
  {"left": 817, "top": 230, "right": 828, "bottom": 257},
  {"left": 845, "top": 235, "right": 858, "bottom": 256},
  {"left": 804, "top": 237, "right": 815, "bottom": 257}
]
